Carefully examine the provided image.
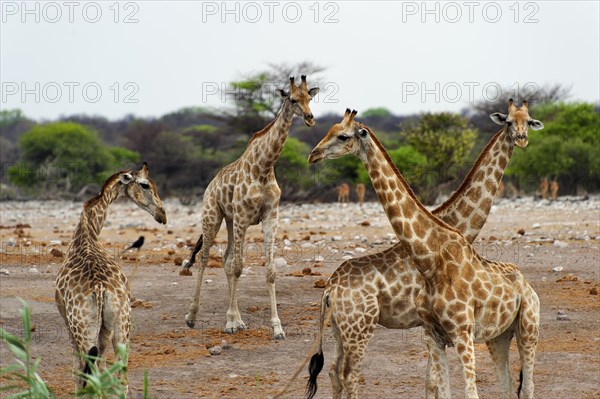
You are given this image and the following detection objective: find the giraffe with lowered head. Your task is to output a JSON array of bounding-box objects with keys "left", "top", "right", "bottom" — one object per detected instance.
[
  {"left": 55, "top": 163, "right": 166, "bottom": 390},
  {"left": 305, "top": 108, "right": 541, "bottom": 399},
  {"left": 182, "top": 76, "right": 318, "bottom": 339}
]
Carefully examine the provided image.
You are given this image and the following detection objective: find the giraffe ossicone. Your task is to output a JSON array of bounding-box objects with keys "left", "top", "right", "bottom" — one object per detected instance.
[{"left": 182, "top": 75, "right": 319, "bottom": 340}]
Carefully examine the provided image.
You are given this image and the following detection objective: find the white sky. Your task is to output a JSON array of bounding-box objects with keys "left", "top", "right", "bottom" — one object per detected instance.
[{"left": 1, "top": 1, "right": 599, "bottom": 120}]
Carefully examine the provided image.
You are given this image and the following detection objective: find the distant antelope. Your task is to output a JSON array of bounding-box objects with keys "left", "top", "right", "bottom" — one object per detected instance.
[
  {"left": 550, "top": 180, "right": 559, "bottom": 201},
  {"left": 337, "top": 183, "right": 350, "bottom": 203},
  {"left": 355, "top": 183, "right": 366, "bottom": 206},
  {"left": 540, "top": 177, "right": 549, "bottom": 200}
]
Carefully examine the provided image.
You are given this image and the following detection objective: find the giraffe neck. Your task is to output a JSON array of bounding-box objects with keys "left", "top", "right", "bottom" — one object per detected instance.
[
  {"left": 360, "top": 131, "right": 458, "bottom": 279},
  {"left": 244, "top": 99, "right": 295, "bottom": 170},
  {"left": 433, "top": 127, "right": 513, "bottom": 243},
  {"left": 69, "top": 178, "right": 122, "bottom": 251}
]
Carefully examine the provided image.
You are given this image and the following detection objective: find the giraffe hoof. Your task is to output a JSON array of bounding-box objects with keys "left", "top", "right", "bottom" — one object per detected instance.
[
  {"left": 273, "top": 333, "right": 285, "bottom": 340},
  {"left": 186, "top": 319, "right": 195, "bottom": 329},
  {"left": 224, "top": 327, "right": 235, "bottom": 335}
]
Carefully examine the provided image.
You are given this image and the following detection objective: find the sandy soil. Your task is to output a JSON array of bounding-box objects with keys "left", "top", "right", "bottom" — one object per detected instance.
[{"left": 1, "top": 197, "right": 599, "bottom": 398}]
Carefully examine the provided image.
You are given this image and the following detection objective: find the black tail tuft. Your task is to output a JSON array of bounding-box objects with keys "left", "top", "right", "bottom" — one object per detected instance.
[
  {"left": 305, "top": 351, "right": 324, "bottom": 399},
  {"left": 517, "top": 368, "right": 523, "bottom": 398},
  {"left": 186, "top": 235, "right": 204, "bottom": 268},
  {"left": 82, "top": 346, "right": 99, "bottom": 385}
]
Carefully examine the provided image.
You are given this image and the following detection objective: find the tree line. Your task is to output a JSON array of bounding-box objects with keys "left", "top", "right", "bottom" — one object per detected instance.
[{"left": 1, "top": 65, "right": 598, "bottom": 203}]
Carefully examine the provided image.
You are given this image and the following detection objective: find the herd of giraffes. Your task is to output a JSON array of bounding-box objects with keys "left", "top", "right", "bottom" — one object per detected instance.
[{"left": 54, "top": 75, "right": 547, "bottom": 398}]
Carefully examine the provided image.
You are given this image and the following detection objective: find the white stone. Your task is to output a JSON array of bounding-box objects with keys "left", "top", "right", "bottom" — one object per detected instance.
[
  {"left": 552, "top": 266, "right": 564, "bottom": 272},
  {"left": 532, "top": 223, "right": 541, "bottom": 229},
  {"left": 29, "top": 267, "right": 39, "bottom": 273},
  {"left": 274, "top": 257, "right": 287, "bottom": 267},
  {"left": 49, "top": 240, "right": 62, "bottom": 246},
  {"left": 314, "top": 255, "right": 325, "bottom": 262},
  {"left": 205, "top": 279, "right": 213, "bottom": 284},
  {"left": 145, "top": 282, "right": 152, "bottom": 287},
  {"left": 0, "top": 269, "right": 9, "bottom": 275},
  {"left": 553, "top": 240, "right": 569, "bottom": 248},
  {"left": 331, "top": 236, "right": 343, "bottom": 241},
  {"left": 355, "top": 247, "right": 367, "bottom": 253}
]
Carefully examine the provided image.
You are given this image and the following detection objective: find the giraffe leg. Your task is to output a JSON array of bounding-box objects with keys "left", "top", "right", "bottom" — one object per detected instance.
[
  {"left": 103, "top": 292, "right": 130, "bottom": 395},
  {"left": 337, "top": 304, "right": 378, "bottom": 399},
  {"left": 454, "top": 327, "right": 479, "bottom": 399},
  {"left": 185, "top": 211, "right": 223, "bottom": 328},
  {"left": 423, "top": 330, "right": 451, "bottom": 399},
  {"left": 516, "top": 293, "right": 540, "bottom": 399},
  {"left": 328, "top": 320, "right": 344, "bottom": 399},
  {"left": 262, "top": 208, "right": 284, "bottom": 339},
  {"left": 224, "top": 221, "right": 247, "bottom": 334},
  {"left": 485, "top": 331, "right": 513, "bottom": 399}
]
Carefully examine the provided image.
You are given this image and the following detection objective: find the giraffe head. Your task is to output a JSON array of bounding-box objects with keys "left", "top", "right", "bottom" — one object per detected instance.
[
  {"left": 277, "top": 75, "right": 319, "bottom": 126},
  {"left": 490, "top": 99, "right": 543, "bottom": 148},
  {"left": 119, "top": 162, "right": 167, "bottom": 224},
  {"left": 307, "top": 108, "right": 365, "bottom": 163}
]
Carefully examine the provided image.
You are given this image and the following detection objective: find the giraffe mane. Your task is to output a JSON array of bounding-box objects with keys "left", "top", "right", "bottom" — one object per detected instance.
[
  {"left": 433, "top": 127, "right": 505, "bottom": 214},
  {"left": 247, "top": 119, "right": 277, "bottom": 145},
  {"left": 84, "top": 170, "right": 129, "bottom": 208},
  {"left": 364, "top": 127, "right": 460, "bottom": 232}
]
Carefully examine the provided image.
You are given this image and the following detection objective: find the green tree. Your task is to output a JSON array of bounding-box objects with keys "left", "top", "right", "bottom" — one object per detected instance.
[
  {"left": 277, "top": 137, "right": 313, "bottom": 196},
  {"left": 400, "top": 113, "right": 477, "bottom": 203},
  {"left": 9, "top": 122, "right": 139, "bottom": 193},
  {"left": 362, "top": 107, "right": 393, "bottom": 118}
]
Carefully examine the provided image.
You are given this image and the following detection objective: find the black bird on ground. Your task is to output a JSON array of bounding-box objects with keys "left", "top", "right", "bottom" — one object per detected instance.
[{"left": 126, "top": 236, "right": 145, "bottom": 251}]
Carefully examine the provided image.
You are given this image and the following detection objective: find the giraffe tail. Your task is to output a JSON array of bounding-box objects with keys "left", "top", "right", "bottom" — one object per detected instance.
[
  {"left": 271, "top": 287, "right": 334, "bottom": 399},
  {"left": 82, "top": 346, "right": 99, "bottom": 381},
  {"left": 183, "top": 235, "right": 203, "bottom": 269},
  {"left": 82, "top": 284, "right": 104, "bottom": 385}
]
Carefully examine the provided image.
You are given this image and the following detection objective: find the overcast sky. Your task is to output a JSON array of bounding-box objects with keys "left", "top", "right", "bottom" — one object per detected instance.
[{"left": 1, "top": 1, "right": 599, "bottom": 121}]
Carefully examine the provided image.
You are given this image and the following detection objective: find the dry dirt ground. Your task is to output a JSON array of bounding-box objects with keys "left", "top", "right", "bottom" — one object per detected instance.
[{"left": 1, "top": 196, "right": 599, "bottom": 398}]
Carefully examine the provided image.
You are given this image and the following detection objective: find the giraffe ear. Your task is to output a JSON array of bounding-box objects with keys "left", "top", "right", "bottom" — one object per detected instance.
[
  {"left": 528, "top": 119, "right": 544, "bottom": 131},
  {"left": 490, "top": 112, "right": 508, "bottom": 125},
  {"left": 119, "top": 173, "right": 134, "bottom": 185},
  {"left": 277, "top": 89, "right": 288, "bottom": 98},
  {"left": 308, "top": 87, "right": 319, "bottom": 98}
]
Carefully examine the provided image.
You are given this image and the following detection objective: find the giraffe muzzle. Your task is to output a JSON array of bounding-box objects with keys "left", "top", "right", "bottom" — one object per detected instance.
[
  {"left": 307, "top": 149, "right": 323, "bottom": 164},
  {"left": 154, "top": 208, "right": 167, "bottom": 224},
  {"left": 304, "top": 114, "right": 315, "bottom": 127}
]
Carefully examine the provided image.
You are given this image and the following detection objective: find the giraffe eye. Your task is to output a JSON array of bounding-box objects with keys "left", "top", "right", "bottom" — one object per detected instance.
[
  {"left": 140, "top": 182, "right": 150, "bottom": 190},
  {"left": 290, "top": 98, "right": 298, "bottom": 104},
  {"left": 338, "top": 135, "right": 350, "bottom": 141},
  {"left": 506, "top": 121, "right": 513, "bottom": 126}
]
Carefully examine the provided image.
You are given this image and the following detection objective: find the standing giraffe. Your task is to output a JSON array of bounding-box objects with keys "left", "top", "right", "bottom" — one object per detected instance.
[
  {"left": 337, "top": 183, "right": 350, "bottom": 203},
  {"left": 55, "top": 163, "right": 166, "bottom": 390},
  {"left": 182, "top": 76, "right": 318, "bottom": 339},
  {"left": 305, "top": 109, "right": 540, "bottom": 399},
  {"left": 355, "top": 183, "right": 366, "bottom": 206}
]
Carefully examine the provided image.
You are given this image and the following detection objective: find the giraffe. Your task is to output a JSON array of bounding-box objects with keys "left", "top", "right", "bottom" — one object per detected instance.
[
  {"left": 300, "top": 100, "right": 542, "bottom": 399},
  {"left": 181, "top": 76, "right": 318, "bottom": 339},
  {"left": 304, "top": 109, "right": 541, "bottom": 399},
  {"left": 55, "top": 163, "right": 166, "bottom": 390},
  {"left": 337, "top": 183, "right": 350, "bottom": 203},
  {"left": 539, "top": 177, "right": 549, "bottom": 200},
  {"left": 550, "top": 180, "right": 559, "bottom": 201},
  {"left": 355, "top": 183, "right": 366, "bottom": 206},
  {"left": 497, "top": 179, "right": 505, "bottom": 200}
]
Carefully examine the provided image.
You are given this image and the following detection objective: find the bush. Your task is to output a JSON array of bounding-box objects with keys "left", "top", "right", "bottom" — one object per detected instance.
[{"left": 8, "top": 122, "right": 139, "bottom": 194}]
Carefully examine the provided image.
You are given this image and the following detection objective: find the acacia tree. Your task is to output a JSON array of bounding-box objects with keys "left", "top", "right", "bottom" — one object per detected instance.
[{"left": 225, "top": 62, "right": 326, "bottom": 133}]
